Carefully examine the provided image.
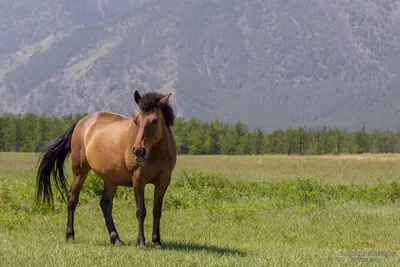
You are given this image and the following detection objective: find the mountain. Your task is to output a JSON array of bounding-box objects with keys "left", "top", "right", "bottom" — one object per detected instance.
[{"left": 1, "top": 0, "right": 400, "bottom": 131}]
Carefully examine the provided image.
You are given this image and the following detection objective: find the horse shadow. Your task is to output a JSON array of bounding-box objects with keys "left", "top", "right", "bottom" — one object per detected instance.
[
  {"left": 93, "top": 239, "right": 246, "bottom": 256},
  {"left": 162, "top": 241, "right": 246, "bottom": 257},
  {"left": 94, "top": 240, "right": 246, "bottom": 256}
]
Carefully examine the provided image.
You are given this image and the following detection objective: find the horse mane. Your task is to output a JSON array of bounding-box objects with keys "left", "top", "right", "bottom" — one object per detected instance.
[{"left": 138, "top": 92, "right": 175, "bottom": 127}]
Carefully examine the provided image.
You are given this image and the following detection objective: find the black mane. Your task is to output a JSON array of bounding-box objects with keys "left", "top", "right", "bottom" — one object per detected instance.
[{"left": 138, "top": 92, "right": 175, "bottom": 127}]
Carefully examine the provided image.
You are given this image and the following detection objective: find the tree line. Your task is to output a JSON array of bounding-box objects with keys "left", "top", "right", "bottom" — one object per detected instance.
[
  {"left": 0, "top": 113, "right": 400, "bottom": 155},
  {"left": 0, "top": 113, "right": 88, "bottom": 153},
  {"left": 173, "top": 118, "right": 400, "bottom": 155}
]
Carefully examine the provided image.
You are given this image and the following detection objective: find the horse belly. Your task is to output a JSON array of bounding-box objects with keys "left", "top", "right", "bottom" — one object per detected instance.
[{"left": 92, "top": 168, "right": 133, "bottom": 187}]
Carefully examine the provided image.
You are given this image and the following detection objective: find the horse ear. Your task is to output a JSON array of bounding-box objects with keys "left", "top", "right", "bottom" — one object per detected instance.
[
  {"left": 158, "top": 93, "right": 172, "bottom": 108},
  {"left": 134, "top": 90, "right": 141, "bottom": 105}
]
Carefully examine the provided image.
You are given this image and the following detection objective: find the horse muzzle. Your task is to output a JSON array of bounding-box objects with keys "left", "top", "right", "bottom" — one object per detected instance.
[{"left": 133, "top": 146, "right": 147, "bottom": 163}]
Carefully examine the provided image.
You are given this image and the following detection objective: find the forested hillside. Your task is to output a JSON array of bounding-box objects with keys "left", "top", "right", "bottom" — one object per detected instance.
[{"left": 1, "top": 1, "right": 400, "bottom": 131}]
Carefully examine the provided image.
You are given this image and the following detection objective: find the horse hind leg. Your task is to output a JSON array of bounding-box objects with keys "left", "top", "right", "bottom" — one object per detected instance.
[
  {"left": 66, "top": 157, "right": 90, "bottom": 241},
  {"left": 100, "top": 182, "right": 123, "bottom": 245}
]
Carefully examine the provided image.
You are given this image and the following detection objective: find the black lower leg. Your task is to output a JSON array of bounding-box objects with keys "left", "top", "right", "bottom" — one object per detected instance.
[
  {"left": 133, "top": 177, "right": 147, "bottom": 248},
  {"left": 100, "top": 196, "right": 123, "bottom": 245},
  {"left": 152, "top": 203, "right": 162, "bottom": 247},
  {"left": 136, "top": 205, "right": 147, "bottom": 248},
  {"left": 152, "top": 181, "right": 169, "bottom": 248},
  {"left": 66, "top": 192, "right": 78, "bottom": 241}
]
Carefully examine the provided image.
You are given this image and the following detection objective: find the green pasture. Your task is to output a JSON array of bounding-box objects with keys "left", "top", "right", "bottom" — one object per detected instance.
[{"left": 0, "top": 153, "right": 399, "bottom": 266}]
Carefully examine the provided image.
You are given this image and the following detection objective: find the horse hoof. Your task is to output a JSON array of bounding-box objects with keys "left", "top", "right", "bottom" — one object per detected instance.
[
  {"left": 113, "top": 238, "right": 124, "bottom": 246},
  {"left": 138, "top": 243, "right": 147, "bottom": 249},
  {"left": 110, "top": 232, "right": 124, "bottom": 246},
  {"left": 154, "top": 244, "right": 163, "bottom": 249},
  {"left": 66, "top": 236, "right": 76, "bottom": 243}
]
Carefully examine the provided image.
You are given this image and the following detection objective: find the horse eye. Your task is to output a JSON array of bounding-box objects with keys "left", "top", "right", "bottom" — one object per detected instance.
[
  {"left": 152, "top": 119, "right": 158, "bottom": 124},
  {"left": 133, "top": 118, "right": 138, "bottom": 125}
]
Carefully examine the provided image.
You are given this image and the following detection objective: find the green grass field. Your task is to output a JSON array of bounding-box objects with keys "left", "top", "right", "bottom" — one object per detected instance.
[{"left": 0, "top": 153, "right": 399, "bottom": 266}]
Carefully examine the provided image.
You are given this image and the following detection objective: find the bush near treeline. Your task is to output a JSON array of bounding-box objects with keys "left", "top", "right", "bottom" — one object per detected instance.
[{"left": 0, "top": 113, "right": 399, "bottom": 155}]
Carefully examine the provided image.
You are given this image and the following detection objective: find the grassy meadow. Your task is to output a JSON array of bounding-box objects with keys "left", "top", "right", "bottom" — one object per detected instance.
[{"left": 0, "top": 153, "right": 399, "bottom": 266}]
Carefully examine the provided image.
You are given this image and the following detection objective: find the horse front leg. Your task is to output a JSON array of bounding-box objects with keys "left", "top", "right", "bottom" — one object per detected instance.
[
  {"left": 100, "top": 182, "right": 123, "bottom": 245},
  {"left": 152, "top": 176, "right": 171, "bottom": 249},
  {"left": 133, "top": 176, "right": 146, "bottom": 248}
]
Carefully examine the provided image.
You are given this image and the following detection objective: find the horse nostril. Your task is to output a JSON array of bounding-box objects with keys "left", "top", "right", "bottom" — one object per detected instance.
[
  {"left": 140, "top": 147, "right": 146, "bottom": 157},
  {"left": 133, "top": 146, "right": 147, "bottom": 160}
]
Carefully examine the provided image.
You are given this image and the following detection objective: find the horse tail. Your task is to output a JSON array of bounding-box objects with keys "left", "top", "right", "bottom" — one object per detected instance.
[{"left": 36, "top": 122, "right": 78, "bottom": 207}]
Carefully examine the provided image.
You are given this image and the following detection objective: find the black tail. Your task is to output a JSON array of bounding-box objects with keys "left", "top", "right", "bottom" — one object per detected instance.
[{"left": 36, "top": 122, "right": 78, "bottom": 207}]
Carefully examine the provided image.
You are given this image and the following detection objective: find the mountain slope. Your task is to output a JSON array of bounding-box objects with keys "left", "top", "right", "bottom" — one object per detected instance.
[{"left": 1, "top": 0, "right": 400, "bottom": 131}]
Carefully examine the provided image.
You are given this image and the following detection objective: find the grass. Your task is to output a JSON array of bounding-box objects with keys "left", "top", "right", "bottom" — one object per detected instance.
[
  {"left": 0, "top": 153, "right": 400, "bottom": 266},
  {"left": 177, "top": 154, "right": 400, "bottom": 184},
  {"left": 2, "top": 152, "right": 400, "bottom": 184},
  {"left": 1, "top": 204, "right": 398, "bottom": 266}
]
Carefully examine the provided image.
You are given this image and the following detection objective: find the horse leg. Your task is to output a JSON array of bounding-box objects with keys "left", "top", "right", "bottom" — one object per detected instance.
[
  {"left": 152, "top": 176, "right": 171, "bottom": 249},
  {"left": 133, "top": 177, "right": 146, "bottom": 248},
  {"left": 66, "top": 168, "right": 89, "bottom": 241},
  {"left": 100, "top": 183, "right": 123, "bottom": 245}
]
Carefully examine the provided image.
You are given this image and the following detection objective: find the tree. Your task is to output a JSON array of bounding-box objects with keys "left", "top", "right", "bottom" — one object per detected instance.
[
  {"left": 234, "top": 121, "right": 251, "bottom": 155},
  {"left": 0, "top": 116, "right": 4, "bottom": 151},
  {"left": 219, "top": 123, "right": 235, "bottom": 154},
  {"left": 253, "top": 127, "right": 264, "bottom": 155},
  {"left": 171, "top": 116, "right": 188, "bottom": 154},
  {"left": 332, "top": 127, "right": 345, "bottom": 154},
  {"left": 0, "top": 113, "right": 17, "bottom": 151},
  {"left": 285, "top": 128, "right": 299, "bottom": 155},
  {"left": 312, "top": 128, "right": 322, "bottom": 155},
  {"left": 354, "top": 124, "right": 370, "bottom": 153},
  {"left": 18, "top": 113, "right": 41, "bottom": 152},
  {"left": 268, "top": 130, "right": 285, "bottom": 154},
  {"left": 186, "top": 118, "right": 204, "bottom": 155},
  {"left": 298, "top": 127, "right": 307, "bottom": 155},
  {"left": 204, "top": 121, "right": 221, "bottom": 154}
]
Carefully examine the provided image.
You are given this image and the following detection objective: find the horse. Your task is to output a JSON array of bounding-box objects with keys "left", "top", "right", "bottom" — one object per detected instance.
[{"left": 35, "top": 90, "right": 176, "bottom": 248}]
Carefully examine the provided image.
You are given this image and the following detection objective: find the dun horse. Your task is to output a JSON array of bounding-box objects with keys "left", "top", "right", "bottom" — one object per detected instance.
[{"left": 35, "top": 91, "right": 176, "bottom": 248}]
